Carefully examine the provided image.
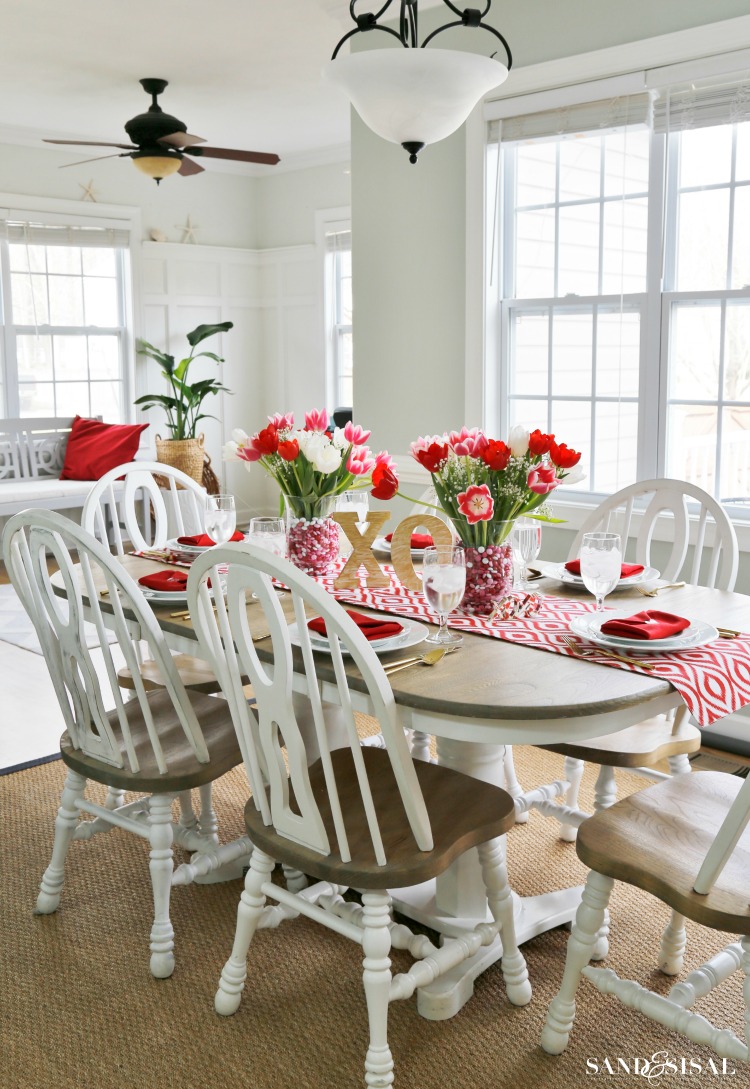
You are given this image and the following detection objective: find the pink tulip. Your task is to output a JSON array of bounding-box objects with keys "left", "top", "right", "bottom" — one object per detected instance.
[
  {"left": 304, "top": 408, "right": 330, "bottom": 432},
  {"left": 374, "top": 449, "right": 396, "bottom": 472},
  {"left": 236, "top": 444, "right": 262, "bottom": 463},
  {"left": 527, "top": 465, "right": 560, "bottom": 495},
  {"left": 347, "top": 446, "right": 375, "bottom": 476},
  {"left": 344, "top": 420, "right": 372, "bottom": 445},
  {"left": 268, "top": 412, "right": 295, "bottom": 431},
  {"left": 457, "top": 483, "right": 494, "bottom": 524}
]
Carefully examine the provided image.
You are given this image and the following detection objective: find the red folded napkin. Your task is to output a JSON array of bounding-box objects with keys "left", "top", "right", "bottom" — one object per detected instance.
[
  {"left": 138, "top": 570, "right": 189, "bottom": 593},
  {"left": 176, "top": 530, "right": 244, "bottom": 547},
  {"left": 599, "top": 610, "right": 690, "bottom": 640},
  {"left": 384, "top": 532, "right": 434, "bottom": 549},
  {"left": 565, "top": 558, "right": 644, "bottom": 578},
  {"left": 308, "top": 610, "right": 403, "bottom": 642}
]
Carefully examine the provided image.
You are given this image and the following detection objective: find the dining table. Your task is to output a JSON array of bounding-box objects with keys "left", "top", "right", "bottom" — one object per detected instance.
[{"left": 54, "top": 550, "right": 750, "bottom": 1021}]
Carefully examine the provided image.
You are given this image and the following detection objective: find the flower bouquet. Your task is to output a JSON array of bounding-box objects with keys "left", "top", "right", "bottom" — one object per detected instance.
[
  {"left": 410, "top": 426, "right": 582, "bottom": 615},
  {"left": 224, "top": 409, "right": 398, "bottom": 575}
]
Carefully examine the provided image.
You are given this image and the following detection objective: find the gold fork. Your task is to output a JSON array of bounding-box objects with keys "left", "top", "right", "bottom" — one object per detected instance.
[
  {"left": 562, "top": 634, "right": 657, "bottom": 670},
  {"left": 635, "top": 582, "right": 686, "bottom": 597},
  {"left": 383, "top": 646, "right": 456, "bottom": 675}
]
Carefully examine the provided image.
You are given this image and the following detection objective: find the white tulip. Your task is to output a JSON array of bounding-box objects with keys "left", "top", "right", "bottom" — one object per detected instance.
[
  {"left": 313, "top": 444, "right": 342, "bottom": 474},
  {"left": 508, "top": 425, "right": 530, "bottom": 457},
  {"left": 332, "top": 427, "right": 348, "bottom": 450},
  {"left": 223, "top": 440, "right": 241, "bottom": 461},
  {"left": 559, "top": 463, "right": 587, "bottom": 486},
  {"left": 231, "top": 428, "right": 249, "bottom": 445}
]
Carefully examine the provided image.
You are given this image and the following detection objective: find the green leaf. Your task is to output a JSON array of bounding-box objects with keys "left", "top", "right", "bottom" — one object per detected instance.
[
  {"left": 189, "top": 351, "right": 225, "bottom": 364},
  {"left": 173, "top": 357, "right": 192, "bottom": 381},
  {"left": 136, "top": 341, "right": 175, "bottom": 375},
  {"left": 133, "top": 394, "right": 181, "bottom": 411},
  {"left": 186, "top": 321, "right": 233, "bottom": 348}
]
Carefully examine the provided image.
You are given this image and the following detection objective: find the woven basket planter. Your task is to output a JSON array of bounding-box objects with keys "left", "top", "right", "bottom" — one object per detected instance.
[{"left": 155, "top": 434, "right": 205, "bottom": 486}]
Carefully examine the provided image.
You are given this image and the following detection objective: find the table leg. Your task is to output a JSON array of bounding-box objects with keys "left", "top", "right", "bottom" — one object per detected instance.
[{"left": 389, "top": 736, "right": 582, "bottom": 1020}]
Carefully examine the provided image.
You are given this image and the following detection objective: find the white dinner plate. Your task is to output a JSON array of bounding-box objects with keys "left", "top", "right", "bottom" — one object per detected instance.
[
  {"left": 138, "top": 581, "right": 223, "bottom": 605},
  {"left": 165, "top": 536, "right": 245, "bottom": 554},
  {"left": 288, "top": 618, "right": 429, "bottom": 657},
  {"left": 535, "top": 560, "right": 660, "bottom": 588},
  {"left": 569, "top": 612, "right": 718, "bottom": 653},
  {"left": 373, "top": 537, "right": 430, "bottom": 558}
]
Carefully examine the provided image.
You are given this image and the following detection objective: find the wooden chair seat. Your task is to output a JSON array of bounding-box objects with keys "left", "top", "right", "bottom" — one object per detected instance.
[
  {"left": 246, "top": 746, "right": 515, "bottom": 889},
  {"left": 117, "top": 654, "right": 222, "bottom": 694},
  {"left": 577, "top": 771, "right": 750, "bottom": 933},
  {"left": 540, "top": 715, "right": 701, "bottom": 768},
  {"left": 61, "top": 688, "right": 242, "bottom": 794}
]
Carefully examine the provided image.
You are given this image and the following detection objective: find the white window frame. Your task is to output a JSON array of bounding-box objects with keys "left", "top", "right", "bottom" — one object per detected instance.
[
  {"left": 470, "top": 20, "right": 750, "bottom": 534},
  {"left": 316, "top": 206, "right": 352, "bottom": 411},
  {"left": 0, "top": 193, "right": 140, "bottom": 422}
]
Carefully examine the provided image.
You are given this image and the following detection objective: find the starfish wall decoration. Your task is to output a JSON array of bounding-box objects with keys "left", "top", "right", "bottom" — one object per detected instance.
[
  {"left": 79, "top": 179, "right": 98, "bottom": 202},
  {"left": 175, "top": 215, "right": 201, "bottom": 244}
]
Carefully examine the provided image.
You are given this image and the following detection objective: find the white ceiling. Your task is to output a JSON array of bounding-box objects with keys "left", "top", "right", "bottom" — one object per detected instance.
[{"left": 0, "top": 0, "right": 437, "bottom": 169}]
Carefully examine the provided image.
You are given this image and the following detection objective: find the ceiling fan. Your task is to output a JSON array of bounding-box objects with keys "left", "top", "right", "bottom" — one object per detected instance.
[{"left": 44, "top": 78, "right": 281, "bottom": 183}]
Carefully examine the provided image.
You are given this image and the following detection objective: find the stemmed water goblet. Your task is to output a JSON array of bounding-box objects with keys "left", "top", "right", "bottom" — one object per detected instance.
[
  {"left": 247, "top": 516, "right": 287, "bottom": 597},
  {"left": 579, "top": 532, "right": 622, "bottom": 612},
  {"left": 512, "top": 519, "right": 542, "bottom": 591},
  {"left": 422, "top": 544, "right": 466, "bottom": 646},
  {"left": 204, "top": 494, "right": 237, "bottom": 545}
]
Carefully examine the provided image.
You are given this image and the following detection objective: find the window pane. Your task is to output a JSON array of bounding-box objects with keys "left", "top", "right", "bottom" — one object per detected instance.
[
  {"left": 680, "top": 126, "right": 733, "bottom": 189},
  {"left": 515, "top": 208, "right": 555, "bottom": 297},
  {"left": 89, "top": 336, "right": 120, "bottom": 380},
  {"left": 510, "top": 312, "right": 548, "bottom": 396},
  {"left": 55, "top": 381, "right": 90, "bottom": 417},
  {"left": 676, "top": 189, "right": 729, "bottom": 291},
  {"left": 603, "top": 129, "right": 650, "bottom": 197},
  {"left": 90, "top": 382, "right": 123, "bottom": 422},
  {"left": 724, "top": 303, "right": 750, "bottom": 402},
  {"left": 601, "top": 197, "right": 648, "bottom": 294},
  {"left": 508, "top": 398, "right": 549, "bottom": 431},
  {"left": 559, "top": 137, "right": 601, "bottom": 202},
  {"left": 558, "top": 203, "right": 599, "bottom": 296},
  {"left": 594, "top": 401, "right": 639, "bottom": 494},
  {"left": 340, "top": 275, "right": 352, "bottom": 325},
  {"left": 551, "top": 311, "right": 592, "bottom": 397},
  {"left": 54, "top": 335, "right": 88, "bottom": 380},
  {"left": 550, "top": 400, "right": 592, "bottom": 447},
  {"left": 47, "top": 247, "right": 81, "bottom": 275},
  {"left": 9, "top": 244, "right": 46, "bottom": 273},
  {"left": 16, "top": 335, "right": 53, "bottom": 381},
  {"left": 516, "top": 142, "right": 556, "bottom": 206},
  {"left": 11, "top": 273, "right": 49, "bottom": 324},
  {"left": 732, "top": 186, "right": 750, "bottom": 290},
  {"left": 82, "top": 248, "right": 116, "bottom": 276},
  {"left": 83, "top": 276, "right": 119, "bottom": 326},
  {"left": 596, "top": 311, "right": 640, "bottom": 398},
  {"left": 49, "top": 275, "right": 84, "bottom": 325},
  {"left": 719, "top": 407, "right": 750, "bottom": 501},
  {"left": 669, "top": 303, "right": 721, "bottom": 400},
  {"left": 667, "top": 404, "right": 718, "bottom": 494},
  {"left": 19, "top": 382, "right": 54, "bottom": 416}
]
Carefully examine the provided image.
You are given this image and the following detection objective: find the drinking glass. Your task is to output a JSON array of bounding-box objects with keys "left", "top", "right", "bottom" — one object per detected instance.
[
  {"left": 422, "top": 544, "right": 466, "bottom": 646},
  {"left": 204, "top": 494, "right": 236, "bottom": 545},
  {"left": 511, "top": 518, "right": 542, "bottom": 591},
  {"left": 579, "top": 532, "right": 622, "bottom": 611},
  {"left": 247, "top": 516, "right": 286, "bottom": 559}
]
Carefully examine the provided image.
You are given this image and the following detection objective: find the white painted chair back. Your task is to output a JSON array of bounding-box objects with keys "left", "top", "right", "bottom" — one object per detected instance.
[
  {"left": 187, "top": 543, "right": 433, "bottom": 865},
  {"left": 2, "top": 509, "right": 211, "bottom": 774},
  {"left": 82, "top": 460, "right": 207, "bottom": 554},
  {"left": 569, "top": 479, "right": 738, "bottom": 590}
]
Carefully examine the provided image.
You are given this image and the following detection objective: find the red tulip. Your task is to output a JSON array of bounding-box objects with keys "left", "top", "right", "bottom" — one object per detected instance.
[
  {"left": 481, "top": 440, "right": 511, "bottom": 471},
  {"left": 371, "top": 463, "right": 398, "bottom": 500},
  {"left": 277, "top": 438, "right": 299, "bottom": 461},
  {"left": 527, "top": 465, "right": 559, "bottom": 495},
  {"left": 414, "top": 442, "right": 450, "bottom": 473},
  {"left": 528, "top": 429, "right": 555, "bottom": 457},
  {"left": 550, "top": 442, "right": 581, "bottom": 469},
  {"left": 254, "top": 425, "right": 279, "bottom": 456}
]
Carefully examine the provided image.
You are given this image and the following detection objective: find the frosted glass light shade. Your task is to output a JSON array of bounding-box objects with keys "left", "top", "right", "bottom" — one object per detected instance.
[
  {"left": 324, "top": 48, "right": 508, "bottom": 148},
  {"left": 132, "top": 155, "right": 182, "bottom": 181}
]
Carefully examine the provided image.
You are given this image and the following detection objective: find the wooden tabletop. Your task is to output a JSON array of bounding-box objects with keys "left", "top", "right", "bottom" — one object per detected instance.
[{"left": 64, "top": 554, "right": 750, "bottom": 726}]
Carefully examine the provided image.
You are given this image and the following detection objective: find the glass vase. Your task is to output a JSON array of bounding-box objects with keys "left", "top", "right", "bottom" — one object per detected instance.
[
  {"left": 461, "top": 520, "right": 515, "bottom": 618},
  {"left": 283, "top": 494, "right": 340, "bottom": 577}
]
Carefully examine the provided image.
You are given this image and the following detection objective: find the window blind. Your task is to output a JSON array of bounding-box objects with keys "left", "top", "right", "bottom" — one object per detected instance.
[
  {"left": 653, "top": 77, "right": 750, "bottom": 133},
  {"left": 0, "top": 219, "right": 130, "bottom": 248},
  {"left": 325, "top": 227, "right": 351, "bottom": 255},
  {"left": 489, "top": 92, "right": 652, "bottom": 144}
]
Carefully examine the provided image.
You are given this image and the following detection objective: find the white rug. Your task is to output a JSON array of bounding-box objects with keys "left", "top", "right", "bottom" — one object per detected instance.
[{"left": 0, "top": 583, "right": 117, "bottom": 655}]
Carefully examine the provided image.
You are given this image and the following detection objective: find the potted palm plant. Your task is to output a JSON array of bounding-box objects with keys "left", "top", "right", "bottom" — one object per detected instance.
[{"left": 135, "top": 321, "right": 233, "bottom": 483}]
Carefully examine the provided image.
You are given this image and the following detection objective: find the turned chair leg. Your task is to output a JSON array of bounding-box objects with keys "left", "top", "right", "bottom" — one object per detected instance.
[
  {"left": 668, "top": 752, "right": 692, "bottom": 776},
  {"left": 559, "top": 757, "right": 585, "bottom": 842},
  {"left": 36, "top": 768, "right": 86, "bottom": 915},
  {"left": 541, "top": 870, "right": 615, "bottom": 1054},
  {"left": 198, "top": 783, "right": 219, "bottom": 842},
  {"left": 503, "top": 746, "right": 529, "bottom": 824},
  {"left": 478, "top": 836, "right": 532, "bottom": 1006},
  {"left": 659, "top": 911, "right": 687, "bottom": 976},
  {"left": 216, "top": 848, "right": 275, "bottom": 1016},
  {"left": 148, "top": 793, "right": 176, "bottom": 979},
  {"left": 361, "top": 890, "right": 395, "bottom": 1089},
  {"left": 177, "top": 790, "right": 199, "bottom": 834}
]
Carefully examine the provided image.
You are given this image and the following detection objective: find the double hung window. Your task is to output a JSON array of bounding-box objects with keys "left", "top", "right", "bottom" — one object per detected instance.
[
  {"left": 323, "top": 225, "right": 353, "bottom": 410},
  {"left": 491, "top": 74, "right": 750, "bottom": 505},
  {"left": 0, "top": 216, "right": 130, "bottom": 421}
]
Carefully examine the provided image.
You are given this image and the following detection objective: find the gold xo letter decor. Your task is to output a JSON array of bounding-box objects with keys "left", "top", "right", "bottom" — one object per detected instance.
[
  {"left": 332, "top": 511, "right": 391, "bottom": 589},
  {"left": 389, "top": 515, "right": 453, "bottom": 590}
]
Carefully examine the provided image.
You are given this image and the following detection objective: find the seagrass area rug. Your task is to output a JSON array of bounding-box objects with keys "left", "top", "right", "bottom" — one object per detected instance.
[
  {"left": 0, "top": 582, "right": 116, "bottom": 654},
  {"left": 1, "top": 738, "right": 745, "bottom": 1089}
]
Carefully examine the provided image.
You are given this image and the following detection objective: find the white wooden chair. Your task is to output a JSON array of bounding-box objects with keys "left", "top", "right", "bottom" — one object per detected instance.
[
  {"left": 2, "top": 510, "right": 246, "bottom": 978},
  {"left": 186, "top": 542, "right": 532, "bottom": 1088},
  {"left": 518, "top": 479, "right": 739, "bottom": 842},
  {"left": 541, "top": 770, "right": 750, "bottom": 1064}
]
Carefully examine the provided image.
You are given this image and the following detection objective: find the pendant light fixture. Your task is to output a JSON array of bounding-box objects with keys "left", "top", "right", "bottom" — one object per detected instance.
[{"left": 324, "top": 1, "right": 512, "bottom": 163}]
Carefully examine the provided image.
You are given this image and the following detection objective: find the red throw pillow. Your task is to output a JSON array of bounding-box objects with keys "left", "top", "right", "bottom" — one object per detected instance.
[{"left": 60, "top": 416, "right": 148, "bottom": 481}]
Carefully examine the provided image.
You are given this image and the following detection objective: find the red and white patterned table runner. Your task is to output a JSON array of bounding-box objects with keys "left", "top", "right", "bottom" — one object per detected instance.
[{"left": 326, "top": 566, "right": 750, "bottom": 728}]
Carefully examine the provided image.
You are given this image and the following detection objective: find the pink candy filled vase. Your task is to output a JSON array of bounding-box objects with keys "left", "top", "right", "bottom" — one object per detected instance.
[
  {"left": 283, "top": 494, "right": 339, "bottom": 577},
  {"left": 460, "top": 520, "right": 515, "bottom": 617}
]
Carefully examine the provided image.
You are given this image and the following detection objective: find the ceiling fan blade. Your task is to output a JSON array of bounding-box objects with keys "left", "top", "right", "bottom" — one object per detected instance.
[
  {"left": 178, "top": 156, "right": 205, "bottom": 176},
  {"left": 190, "top": 146, "right": 280, "bottom": 166},
  {"left": 159, "top": 131, "right": 206, "bottom": 149},
  {"left": 44, "top": 139, "right": 137, "bottom": 150},
  {"left": 59, "top": 153, "right": 129, "bottom": 168}
]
